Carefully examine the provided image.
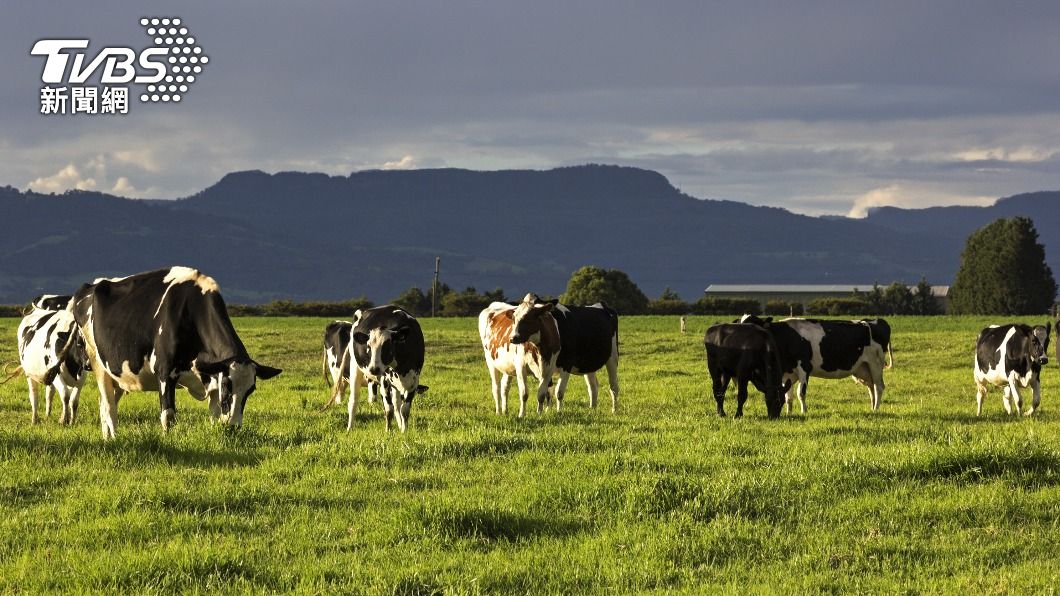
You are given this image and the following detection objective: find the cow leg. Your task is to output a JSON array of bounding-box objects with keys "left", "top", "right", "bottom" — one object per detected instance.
[
  {"left": 27, "top": 378, "right": 40, "bottom": 424},
  {"left": 159, "top": 376, "right": 178, "bottom": 431},
  {"left": 97, "top": 374, "right": 120, "bottom": 440},
  {"left": 1001, "top": 385, "right": 1014, "bottom": 415},
  {"left": 784, "top": 373, "right": 797, "bottom": 411},
  {"left": 382, "top": 388, "right": 395, "bottom": 432},
  {"left": 797, "top": 371, "right": 809, "bottom": 413},
  {"left": 975, "top": 382, "right": 988, "bottom": 416},
  {"left": 489, "top": 367, "right": 503, "bottom": 414},
  {"left": 515, "top": 369, "right": 530, "bottom": 418},
  {"left": 708, "top": 363, "right": 728, "bottom": 417},
  {"left": 63, "top": 383, "right": 82, "bottom": 426},
  {"left": 1026, "top": 378, "right": 1041, "bottom": 416},
  {"left": 584, "top": 372, "right": 600, "bottom": 409},
  {"left": 346, "top": 368, "right": 364, "bottom": 431},
  {"left": 44, "top": 384, "right": 54, "bottom": 419},
  {"left": 536, "top": 371, "right": 551, "bottom": 415},
  {"left": 394, "top": 390, "right": 412, "bottom": 433},
  {"left": 734, "top": 378, "right": 749, "bottom": 418},
  {"left": 871, "top": 367, "right": 885, "bottom": 411},
  {"left": 1007, "top": 377, "right": 1024, "bottom": 415},
  {"left": 605, "top": 347, "right": 619, "bottom": 413},
  {"left": 57, "top": 383, "right": 69, "bottom": 425},
  {"left": 499, "top": 374, "right": 511, "bottom": 414},
  {"left": 554, "top": 370, "right": 571, "bottom": 411}
]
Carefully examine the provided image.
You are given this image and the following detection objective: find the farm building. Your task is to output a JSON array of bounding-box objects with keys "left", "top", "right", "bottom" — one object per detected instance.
[{"left": 703, "top": 284, "right": 950, "bottom": 311}]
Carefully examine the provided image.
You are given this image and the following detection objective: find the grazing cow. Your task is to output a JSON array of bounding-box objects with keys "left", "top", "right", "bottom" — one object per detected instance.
[
  {"left": 54, "top": 267, "right": 281, "bottom": 439},
  {"left": 738, "top": 315, "right": 890, "bottom": 412},
  {"left": 704, "top": 323, "right": 784, "bottom": 418},
  {"left": 974, "top": 323, "right": 1049, "bottom": 416},
  {"left": 339, "top": 305, "right": 426, "bottom": 432},
  {"left": 13, "top": 295, "right": 89, "bottom": 424},
  {"left": 550, "top": 301, "right": 620, "bottom": 412},
  {"left": 478, "top": 293, "right": 560, "bottom": 417}
]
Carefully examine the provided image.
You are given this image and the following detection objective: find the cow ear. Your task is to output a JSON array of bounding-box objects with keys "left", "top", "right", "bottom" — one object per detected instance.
[
  {"left": 353, "top": 331, "right": 369, "bottom": 344},
  {"left": 416, "top": 384, "right": 429, "bottom": 395},
  {"left": 762, "top": 317, "right": 773, "bottom": 324},
  {"left": 535, "top": 302, "right": 554, "bottom": 312},
  {"left": 197, "top": 359, "right": 230, "bottom": 375},
  {"left": 548, "top": 298, "right": 559, "bottom": 306},
  {"left": 393, "top": 327, "right": 410, "bottom": 342},
  {"left": 254, "top": 363, "right": 282, "bottom": 380}
]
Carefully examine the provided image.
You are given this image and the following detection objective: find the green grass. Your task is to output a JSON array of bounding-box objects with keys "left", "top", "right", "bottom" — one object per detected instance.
[{"left": 1, "top": 315, "right": 1059, "bottom": 593}]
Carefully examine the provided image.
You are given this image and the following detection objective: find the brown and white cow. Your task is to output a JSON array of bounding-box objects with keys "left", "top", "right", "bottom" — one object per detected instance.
[{"left": 478, "top": 293, "right": 560, "bottom": 417}]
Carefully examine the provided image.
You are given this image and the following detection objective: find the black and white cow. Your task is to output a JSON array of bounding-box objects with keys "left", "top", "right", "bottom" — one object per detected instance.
[
  {"left": 704, "top": 323, "right": 785, "bottom": 418},
  {"left": 738, "top": 315, "right": 890, "bottom": 412},
  {"left": 15, "top": 295, "right": 89, "bottom": 424},
  {"left": 55, "top": 267, "right": 281, "bottom": 439},
  {"left": 550, "top": 301, "right": 620, "bottom": 412},
  {"left": 974, "top": 323, "right": 1049, "bottom": 416},
  {"left": 338, "top": 305, "right": 426, "bottom": 432}
]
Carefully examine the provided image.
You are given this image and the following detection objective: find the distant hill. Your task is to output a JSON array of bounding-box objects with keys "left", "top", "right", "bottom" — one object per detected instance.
[{"left": 1, "top": 166, "right": 1058, "bottom": 304}]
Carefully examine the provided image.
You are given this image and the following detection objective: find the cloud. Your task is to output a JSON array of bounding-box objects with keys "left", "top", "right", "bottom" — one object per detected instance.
[
  {"left": 380, "top": 155, "right": 417, "bottom": 170},
  {"left": 847, "top": 185, "right": 995, "bottom": 218},
  {"left": 27, "top": 163, "right": 98, "bottom": 193}
]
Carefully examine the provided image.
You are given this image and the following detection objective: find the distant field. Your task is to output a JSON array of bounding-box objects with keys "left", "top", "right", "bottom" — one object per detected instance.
[{"left": 1, "top": 315, "right": 1058, "bottom": 592}]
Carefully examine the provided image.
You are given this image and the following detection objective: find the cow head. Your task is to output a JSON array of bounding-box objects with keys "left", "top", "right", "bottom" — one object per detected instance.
[
  {"left": 199, "top": 358, "right": 282, "bottom": 427},
  {"left": 510, "top": 293, "right": 555, "bottom": 344},
  {"left": 1031, "top": 324, "right": 1050, "bottom": 367},
  {"left": 353, "top": 325, "right": 411, "bottom": 379}
]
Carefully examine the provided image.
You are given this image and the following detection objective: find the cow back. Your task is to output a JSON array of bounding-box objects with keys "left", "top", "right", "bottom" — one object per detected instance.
[{"left": 552, "top": 303, "right": 618, "bottom": 374}]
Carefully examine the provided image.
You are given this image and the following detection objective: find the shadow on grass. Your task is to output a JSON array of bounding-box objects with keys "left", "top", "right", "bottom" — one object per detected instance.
[
  {"left": 410, "top": 504, "right": 585, "bottom": 544},
  {"left": 894, "top": 448, "right": 1060, "bottom": 485}
]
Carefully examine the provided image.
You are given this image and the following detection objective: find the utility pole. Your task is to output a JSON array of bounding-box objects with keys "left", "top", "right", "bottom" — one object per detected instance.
[{"left": 432, "top": 256, "right": 440, "bottom": 317}]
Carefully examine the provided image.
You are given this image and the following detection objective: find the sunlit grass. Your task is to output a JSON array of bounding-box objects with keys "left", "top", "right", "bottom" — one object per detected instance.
[{"left": 0, "top": 315, "right": 1058, "bottom": 592}]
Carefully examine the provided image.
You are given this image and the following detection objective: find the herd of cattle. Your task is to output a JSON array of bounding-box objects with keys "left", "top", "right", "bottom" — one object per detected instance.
[{"left": 4, "top": 266, "right": 1055, "bottom": 439}]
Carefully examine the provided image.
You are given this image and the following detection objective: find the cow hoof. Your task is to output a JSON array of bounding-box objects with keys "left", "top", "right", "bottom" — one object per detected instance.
[{"left": 160, "top": 408, "right": 176, "bottom": 431}]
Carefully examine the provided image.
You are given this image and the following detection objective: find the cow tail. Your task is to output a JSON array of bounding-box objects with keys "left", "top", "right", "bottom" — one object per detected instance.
[
  {"left": 0, "top": 363, "right": 23, "bottom": 385},
  {"left": 320, "top": 344, "right": 349, "bottom": 411},
  {"left": 322, "top": 351, "right": 332, "bottom": 388}
]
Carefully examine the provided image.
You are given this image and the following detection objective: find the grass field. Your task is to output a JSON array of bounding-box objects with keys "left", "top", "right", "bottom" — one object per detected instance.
[{"left": 1, "top": 315, "right": 1059, "bottom": 593}]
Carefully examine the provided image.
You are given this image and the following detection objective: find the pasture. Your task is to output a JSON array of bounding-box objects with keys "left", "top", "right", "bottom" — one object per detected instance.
[{"left": 1, "top": 315, "right": 1059, "bottom": 593}]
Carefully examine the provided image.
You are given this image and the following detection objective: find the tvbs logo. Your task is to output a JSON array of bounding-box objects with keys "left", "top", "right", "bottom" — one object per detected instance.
[{"left": 31, "top": 17, "right": 208, "bottom": 115}]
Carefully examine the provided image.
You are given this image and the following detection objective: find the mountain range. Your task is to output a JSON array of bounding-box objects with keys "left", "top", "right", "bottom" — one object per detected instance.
[{"left": 1, "top": 165, "right": 1058, "bottom": 304}]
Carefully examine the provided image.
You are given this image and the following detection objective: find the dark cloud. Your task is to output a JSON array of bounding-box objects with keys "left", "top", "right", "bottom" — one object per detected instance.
[{"left": 2, "top": 1, "right": 1060, "bottom": 213}]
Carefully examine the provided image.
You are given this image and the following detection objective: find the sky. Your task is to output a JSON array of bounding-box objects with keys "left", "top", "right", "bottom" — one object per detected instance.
[{"left": 2, "top": 1, "right": 1059, "bottom": 216}]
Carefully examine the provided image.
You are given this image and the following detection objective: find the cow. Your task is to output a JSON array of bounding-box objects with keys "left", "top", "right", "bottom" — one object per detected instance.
[
  {"left": 704, "top": 323, "right": 785, "bottom": 419},
  {"left": 11, "top": 295, "right": 89, "bottom": 424},
  {"left": 550, "top": 301, "right": 620, "bottom": 412},
  {"left": 321, "top": 320, "right": 352, "bottom": 405},
  {"left": 478, "top": 293, "right": 560, "bottom": 417},
  {"left": 53, "top": 267, "right": 281, "bottom": 439},
  {"left": 738, "top": 315, "right": 890, "bottom": 412},
  {"left": 974, "top": 323, "right": 1049, "bottom": 416},
  {"left": 338, "top": 305, "right": 426, "bottom": 432}
]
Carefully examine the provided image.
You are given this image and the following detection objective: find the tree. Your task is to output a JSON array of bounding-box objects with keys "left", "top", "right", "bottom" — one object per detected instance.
[
  {"left": 648, "top": 287, "right": 688, "bottom": 315},
  {"left": 440, "top": 287, "right": 505, "bottom": 317},
  {"left": 950, "top": 217, "right": 1057, "bottom": 315},
  {"left": 912, "top": 277, "right": 941, "bottom": 315},
  {"left": 561, "top": 266, "right": 649, "bottom": 314},
  {"left": 391, "top": 283, "right": 452, "bottom": 317},
  {"left": 882, "top": 282, "right": 914, "bottom": 315}
]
